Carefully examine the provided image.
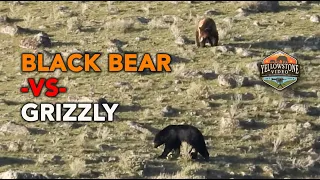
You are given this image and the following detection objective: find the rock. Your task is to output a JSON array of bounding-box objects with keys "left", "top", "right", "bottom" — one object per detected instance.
[
  {"left": 0, "top": 122, "right": 30, "bottom": 136},
  {"left": 239, "top": 119, "right": 258, "bottom": 129},
  {"left": 57, "top": 6, "right": 69, "bottom": 12},
  {"left": 236, "top": 8, "right": 247, "bottom": 13},
  {"left": 161, "top": 105, "right": 178, "bottom": 117},
  {"left": 241, "top": 92, "right": 255, "bottom": 100},
  {"left": 217, "top": 74, "right": 237, "bottom": 88},
  {"left": 297, "top": 1, "right": 309, "bottom": 5},
  {"left": 234, "top": 47, "right": 253, "bottom": 57},
  {"left": 204, "top": 9, "right": 219, "bottom": 16},
  {"left": 310, "top": 15, "right": 320, "bottom": 23},
  {"left": 20, "top": 32, "right": 52, "bottom": 50},
  {"left": 7, "top": 142, "right": 22, "bottom": 152},
  {"left": 12, "top": 1, "right": 23, "bottom": 5},
  {"left": 0, "top": 25, "right": 22, "bottom": 36},
  {"left": 201, "top": 70, "right": 217, "bottom": 80},
  {"left": 241, "top": 49, "right": 253, "bottom": 57},
  {"left": 212, "top": 45, "right": 230, "bottom": 53},
  {"left": 20, "top": 38, "right": 39, "bottom": 50},
  {"left": 110, "top": 39, "right": 127, "bottom": 47},
  {"left": 169, "top": 1, "right": 179, "bottom": 4},
  {"left": 0, "top": 144, "right": 8, "bottom": 151},
  {"left": 33, "top": 32, "right": 52, "bottom": 47},
  {"left": 253, "top": 20, "right": 261, "bottom": 26},
  {"left": 175, "top": 36, "right": 186, "bottom": 45},
  {"left": 246, "top": 61, "right": 261, "bottom": 72},
  {"left": 235, "top": 11, "right": 249, "bottom": 18},
  {"left": 235, "top": 47, "right": 244, "bottom": 55},
  {"left": 303, "top": 122, "right": 312, "bottom": 129},
  {"left": 96, "top": 144, "right": 116, "bottom": 151},
  {"left": 135, "top": 37, "right": 148, "bottom": 41},
  {"left": 51, "top": 155, "right": 62, "bottom": 164},
  {"left": 180, "top": 70, "right": 202, "bottom": 79},
  {"left": 0, "top": 170, "right": 48, "bottom": 179},
  {"left": 108, "top": 156, "right": 118, "bottom": 162},
  {"left": 241, "top": 134, "right": 252, "bottom": 141},
  {"left": 137, "top": 17, "right": 150, "bottom": 24},
  {"left": 290, "top": 104, "right": 308, "bottom": 114},
  {"left": 126, "top": 121, "right": 158, "bottom": 135},
  {"left": 175, "top": 35, "right": 192, "bottom": 46},
  {"left": 234, "top": 75, "right": 250, "bottom": 87},
  {"left": 114, "top": 81, "right": 133, "bottom": 90},
  {"left": 106, "top": 46, "right": 122, "bottom": 53},
  {"left": 67, "top": 17, "right": 81, "bottom": 32},
  {"left": 38, "top": 25, "right": 47, "bottom": 29},
  {"left": 246, "top": 1, "right": 280, "bottom": 13},
  {"left": 222, "top": 17, "right": 233, "bottom": 24},
  {"left": 307, "top": 106, "right": 320, "bottom": 117}
]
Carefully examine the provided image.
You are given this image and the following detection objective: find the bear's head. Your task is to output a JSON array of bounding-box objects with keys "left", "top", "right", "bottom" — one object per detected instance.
[
  {"left": 199, "top": 27, "right": 211, "bottom": 42},
  {"left": 153, "top": 130, "right": 166, "bottom": 148}
]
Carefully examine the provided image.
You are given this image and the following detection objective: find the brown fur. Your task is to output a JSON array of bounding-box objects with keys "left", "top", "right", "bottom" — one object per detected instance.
[{"left": 195, "top": 17, "right": 219, "bottom": 48}]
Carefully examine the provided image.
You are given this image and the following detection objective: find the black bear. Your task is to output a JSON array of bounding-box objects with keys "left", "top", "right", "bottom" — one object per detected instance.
[{"left": 153, "top": 124, "right": 209, "bottom": 160}]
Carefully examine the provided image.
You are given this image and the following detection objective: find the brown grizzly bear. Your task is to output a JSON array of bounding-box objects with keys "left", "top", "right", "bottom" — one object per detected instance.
[{"left": 195, "top": 17, "right": 219, "bottom": 48}]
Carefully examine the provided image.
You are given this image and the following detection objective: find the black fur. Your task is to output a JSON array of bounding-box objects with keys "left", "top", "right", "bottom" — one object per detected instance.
[{"left": 153, "top": 125, "right": 209, "bottom": 160}]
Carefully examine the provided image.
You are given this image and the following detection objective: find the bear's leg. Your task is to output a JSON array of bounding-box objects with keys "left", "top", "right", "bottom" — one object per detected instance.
[
  {"left": 213, "top": 31, "right": 219, "bottom": 46},
  {"left": 208, "top": 37, "right": 214, "bottom": 47},
  {"left": 200, "top": 39, "right": 206, "bottom": 48},
  {"left": 195, "top": 30, "right": 200, "bottom": 47},
  {"left": 172, "top": 147, "right": 180, "bottom": 159},
  {"left": 192, "top": 141, "right": 209, "bottom": 161},
  {"left": 186, "top": 146, "right": 198, "bottom": 159},
  {"left": 158, "top": 145, "right": 173, "bottom": 159},
  {"left": 191, "top": 151, "right": 198, "bottom": 159},
  {"left": 171, "top": 140, "right": 181, "bottom": 158},
  {"left": 197, "top": 147, "right": 210, "bottom": 161}
]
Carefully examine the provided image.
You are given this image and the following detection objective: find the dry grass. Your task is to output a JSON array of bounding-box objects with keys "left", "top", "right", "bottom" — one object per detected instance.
[
  {"left": 118, "top": 151, "right": 146, "bottom": 175},
  {"left": 67, "top": 17, "right": 82, "bottom": 32},
  {"left": 186, "top": 82, "right": 210, "bottom": 100},
  {"left": 105, "top": 18, "right": 135, "bottom": 33},
  {"left": 239, "top": 1, "right": 260, "bottom": 10},
  {"left": 148, "top": 17, "right": 170, "bottom": 29},
  {"left": 69, "top": 158, "right": 86, "bottom": 177},
  {"left": 170, "top": 23, "right": 181, "bottom": 39}
]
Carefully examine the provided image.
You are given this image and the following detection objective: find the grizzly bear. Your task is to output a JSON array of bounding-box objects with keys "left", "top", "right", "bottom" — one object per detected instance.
[{"left": 195, "top": 17, "right": 219, "bottom": 48}]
